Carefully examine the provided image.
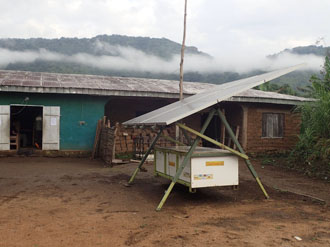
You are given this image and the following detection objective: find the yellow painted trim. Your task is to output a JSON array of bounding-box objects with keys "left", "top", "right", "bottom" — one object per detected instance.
[{"left": 206, "top": 161, "right": 224, "bottom": 166}]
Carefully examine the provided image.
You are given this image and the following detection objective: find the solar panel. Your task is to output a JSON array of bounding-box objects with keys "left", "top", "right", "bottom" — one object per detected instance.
[{"left": 123, "top": 64, "right": 304, "bottom": 126}]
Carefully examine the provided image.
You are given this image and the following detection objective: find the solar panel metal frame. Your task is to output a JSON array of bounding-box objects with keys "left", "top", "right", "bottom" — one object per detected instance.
[{"left": 123, "top": 64, "right": 304, "bottom": 126}]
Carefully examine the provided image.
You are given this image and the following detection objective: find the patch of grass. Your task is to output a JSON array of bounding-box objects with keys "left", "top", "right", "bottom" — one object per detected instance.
[
  {"left": 261, "top": 158, "right": 274, "bottom": 166},
  {"left": 115, "top": 152, "right": 134, "bottom": 160}
]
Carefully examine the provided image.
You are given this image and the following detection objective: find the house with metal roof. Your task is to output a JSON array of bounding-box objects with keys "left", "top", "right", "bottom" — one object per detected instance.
[{"left": 0, "top": 69, "right": 311, "bottom": 155}]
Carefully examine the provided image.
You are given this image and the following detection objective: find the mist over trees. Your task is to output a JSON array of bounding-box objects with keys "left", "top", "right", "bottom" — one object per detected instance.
[
  {"left": 0, "top": 34, "right": 208, "bottom": 59},
  {"left": 0, "top": 35, "right": 328, "bottom": 94}
]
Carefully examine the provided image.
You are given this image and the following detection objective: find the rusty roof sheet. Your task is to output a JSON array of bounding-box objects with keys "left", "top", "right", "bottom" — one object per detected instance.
[
  {"left": 0, "top": 69, "right": 208, "bottom": 94},
  {"left": 0, "top": 69, "right": 312, "bottom": 104}
]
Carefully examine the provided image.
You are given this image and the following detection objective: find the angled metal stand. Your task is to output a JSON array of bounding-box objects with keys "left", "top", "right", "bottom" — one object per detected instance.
[
  {"left": 156, "top": 107, "right": 269, "bottom": 211},
  {"left": 181, "top": 129, "right": 193, "bottom": 146},
  {"left": 156, "top": 109, "right": 216, "bottom": 211},
  {"left": 122, "top": 66, "right": 300, "bottom": 211},
  {"left": 128, "top": 107, "right": 269, "bottom": 211},
  {"left": 128, "top": 127, "right": 164, "bottom": 185},
  {"left": 216, "top": 109, "right": 269, "bottom": 199}
]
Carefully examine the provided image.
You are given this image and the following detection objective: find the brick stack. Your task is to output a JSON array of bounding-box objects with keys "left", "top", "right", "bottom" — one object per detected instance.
[
  {"left": 98, "top": 122, "right": 200, "bottom": 161},
  {"left": 113, "top": 125, "right": 176, "bottom": 154},
  {"left": 112, "top": 124, "right": 198, "bottom": 156}
]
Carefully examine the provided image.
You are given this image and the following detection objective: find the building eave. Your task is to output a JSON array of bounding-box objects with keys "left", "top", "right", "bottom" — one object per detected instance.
[
  {"left": 225, "top": 96, "right": 313, "bottom": 105},
  {"left": 0, "top": 85, "right": 316, "bottom": 105},
  {"left": 0, "top": 85, "right": 185, "bottom": 99}
]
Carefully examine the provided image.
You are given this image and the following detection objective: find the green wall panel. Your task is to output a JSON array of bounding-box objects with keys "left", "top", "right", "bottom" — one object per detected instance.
[{"left": 0, "top": 92, "right": 108, "bottom": 150}]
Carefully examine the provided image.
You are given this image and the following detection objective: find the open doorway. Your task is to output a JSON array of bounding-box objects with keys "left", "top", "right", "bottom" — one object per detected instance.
[
  {"left": 201, "top": 113, "right": 222, "bottom": 148},
  {"left": 10, "top": 105, "right": 43, "bottom": 150},
  {"left": 201, "top": 104, "right": 243, "bottom": 149}
]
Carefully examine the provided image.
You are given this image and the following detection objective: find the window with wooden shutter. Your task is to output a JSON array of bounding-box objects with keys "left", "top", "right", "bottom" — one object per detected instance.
[{"left": 262, "top": 113, "right": 284, "bottom": 138}]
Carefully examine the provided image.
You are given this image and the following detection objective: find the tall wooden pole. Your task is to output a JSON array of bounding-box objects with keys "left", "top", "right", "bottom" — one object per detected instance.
[
  {"left": 176, "top": 0, "right": 188, "bottom": 144},
  {"left": 179, "top": 0, "right": 187, "bottom": 100}
]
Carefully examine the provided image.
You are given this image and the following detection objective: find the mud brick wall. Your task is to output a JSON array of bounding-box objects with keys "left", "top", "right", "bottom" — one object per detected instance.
[
  {"left": 99, "top": 127, "right": 115, "bottom": 164},
  {"left": 245, "top": 104, "right": 301, "bottom": 153}
]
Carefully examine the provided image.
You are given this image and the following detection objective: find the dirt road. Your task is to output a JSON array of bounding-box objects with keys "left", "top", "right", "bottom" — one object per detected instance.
[{"left": 0, "top": 157, "right": 329, "bottom": 246}]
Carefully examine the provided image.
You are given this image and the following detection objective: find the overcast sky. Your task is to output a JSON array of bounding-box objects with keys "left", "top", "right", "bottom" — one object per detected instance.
[{"left": 0, "top": 0, "right": 329, "bottom": 71}]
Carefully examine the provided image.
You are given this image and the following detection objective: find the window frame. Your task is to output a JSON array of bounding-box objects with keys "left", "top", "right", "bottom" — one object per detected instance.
[{"left": 261, "top": 112, "right": 284, "bottom": 138}]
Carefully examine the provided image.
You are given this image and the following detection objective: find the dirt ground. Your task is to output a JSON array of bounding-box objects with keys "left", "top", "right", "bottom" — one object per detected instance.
[{"left": 0, "top": 156, "right": 329, "bottom": 247}]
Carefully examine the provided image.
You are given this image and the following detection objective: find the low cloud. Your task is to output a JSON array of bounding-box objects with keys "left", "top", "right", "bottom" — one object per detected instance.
[{"left": 0, "top": 42, "right": 324, "bottom": 74}]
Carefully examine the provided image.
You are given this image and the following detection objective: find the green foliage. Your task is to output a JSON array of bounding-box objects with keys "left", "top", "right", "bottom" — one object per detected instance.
[
  {"left": 261, "top": 157, "right": 274, "bottom": 166},
  {"left": 291, "top": 56, "right": 330, "bottom": 179},
  {"left": 310, "top": 56, "right": 330, "bottom": 93},
  {"left": 254, "top": 81, "right": 297, "bottom": 96},
  {"left": 272, "top": 70, "right": 315, "bottom": 93}
]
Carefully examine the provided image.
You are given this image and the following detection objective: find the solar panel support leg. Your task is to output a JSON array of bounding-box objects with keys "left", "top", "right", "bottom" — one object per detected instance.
[
  {"left": 176, "top": 123, "right": 248, "bottom": 160},
  {"left": 216, "top": 108, "right": 269, "bottom": 199},
  {"left": 182, "top": 128, "right": 193, "bottom": 146},
  {"left": 156, "top": 109, "right": 216, "bottom": 211},
  {"left": 128, "top": 127, "right": 164, "bottom": 185}
]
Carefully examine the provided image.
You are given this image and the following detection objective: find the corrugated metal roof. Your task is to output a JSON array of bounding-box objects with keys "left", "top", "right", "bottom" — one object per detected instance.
[
  {"left": 0, "top": 69, "right": 312, "bottom": 105},
  {"left": 0, "top": 70, "right": 208, "bottom": 96}
]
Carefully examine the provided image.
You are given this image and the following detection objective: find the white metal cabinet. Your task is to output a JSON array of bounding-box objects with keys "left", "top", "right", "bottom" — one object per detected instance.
[
  {"left": 155, "top": 146, "right": 238, "bottom": 190},
  {"left": 191, "top": 156, "right": 238, "bottom": 188}
]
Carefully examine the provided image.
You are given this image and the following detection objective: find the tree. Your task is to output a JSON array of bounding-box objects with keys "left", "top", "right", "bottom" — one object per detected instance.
[
  {"left": 309, "top": 56, "right": 330, "bottom": 94},
  {"left": 292, "top": 56, "right": 330, "bottom": 178}
]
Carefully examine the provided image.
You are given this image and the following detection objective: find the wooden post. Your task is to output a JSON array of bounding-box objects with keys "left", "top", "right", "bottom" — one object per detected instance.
[
  {"left": 233, "top": 126, "right": 240, "bottom": 150},
  {"left": 228, "top": 137, "right": 232, "bottom": 148},
  {"left": 176, "top": 0, "right": 188, "bottom": 145},
  {"left": 103, "top": 116, "right": 107, "bottom": 126},
  {"left": 91, "top": 119, "right": 102, "bottom": 159},
  {"left": 221, "top": 109, "right": 225, "bottom": 149},
  {"left": 179, "top": 0, "right": 187, "bottom": 100},
  {"left": 112, "top": 124, "right": 118, "bottom": 161}
]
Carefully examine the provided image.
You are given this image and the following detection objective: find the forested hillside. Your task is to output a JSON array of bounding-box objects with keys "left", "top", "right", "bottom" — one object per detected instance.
[
  {"left": 0, "top": 34, "right": 207, "bottom": 58},
  {"left": 269, "top": 45, "right": 329, "bottom": 58},
  {"left": 0, "top": 35, "right": 329, "bottom": 94}
]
